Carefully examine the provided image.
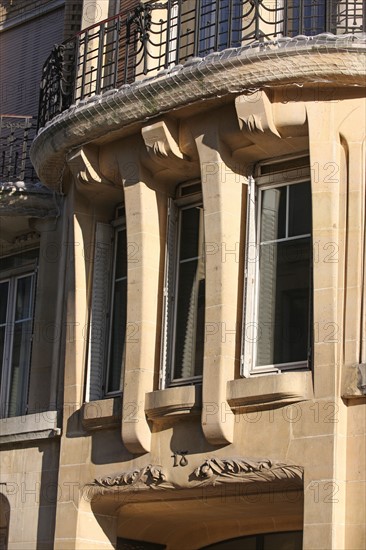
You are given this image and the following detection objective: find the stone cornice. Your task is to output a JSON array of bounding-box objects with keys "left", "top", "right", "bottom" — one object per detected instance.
[
  {"left": 0, "top": 181, "right": 60, "bottom": 217},
  {"left": 31, "top": 34, "right": 366, "bottom": 190}
]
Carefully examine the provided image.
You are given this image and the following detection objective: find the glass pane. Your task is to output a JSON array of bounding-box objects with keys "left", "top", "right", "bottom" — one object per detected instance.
[
  {"left": 260, "top": 186, "right": 286, "bottom": 242},
  {"left": 108, "top": 278, "right": 127, "bottom": 393},
  {"left": 0, "top": 282, "right": 9, "bottom": 325},
  {"left": 180, "top": 206, "right": 203, "bottom": 261},
  {"left": 15, "top": 276, "right": 32, "bottom": 321},
  {"left": 174, "top": 258, "right": 205, "bottom": 379},
  {"left": 263, "top": 531, "right": 303, "bottom": 550},
  {"left": 256, "top": 237, "right": 311, "bottom": 367},
  {"left": 288, "top": 182, "right": 311, "bottom": 237},
  {"left": 8, "top": 320, "right": 32, "bottom": 417},
  {"left": 115, "top": 228, "right": 127, "bottom": 280}
]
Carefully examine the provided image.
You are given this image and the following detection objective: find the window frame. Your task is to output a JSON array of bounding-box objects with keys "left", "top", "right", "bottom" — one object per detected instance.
[
  {"left": 160, "top": 182, "right": 205, "bottom": 389},
  {"left": 105, "top": 210, "right": 127, "bottom": 397},
  {"left": 241, "top": 156, "right": 312, "bottom": 378},
  {"left": 86, "top": 207, "right": 127, "bottom": 402},
  {"left": 0, "top": 257, "right": 37, "bottom": 418}
]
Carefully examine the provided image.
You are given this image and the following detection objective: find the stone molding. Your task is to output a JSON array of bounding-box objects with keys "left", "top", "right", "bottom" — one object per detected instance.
[
  {"left": 145, "top": 385, "right": 201, "bottom": 420},
  {"left": 0, "top": 410, "right": 61, "bottom": 446},
  {"left": 227, "top": 371, "right": 313, "bottom": 411},
  {"left": 31, "top": 35, "right": 366, "bottom": 189}
]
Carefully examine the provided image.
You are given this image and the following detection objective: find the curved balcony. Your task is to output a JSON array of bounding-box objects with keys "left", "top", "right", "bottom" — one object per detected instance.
[
  {"left": 38, "top": 0, "right": 365, "bottom": 129},
  {"left": 1, "top": 115, "right": 38, "bottom": 183}
]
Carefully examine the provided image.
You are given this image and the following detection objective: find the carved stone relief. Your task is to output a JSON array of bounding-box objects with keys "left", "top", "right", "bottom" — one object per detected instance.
[
  {"left": 192, "top": 457, "right": 303, "bottom": 486},
  {"left": 92, "top": 465, "right": 173, "bottom": 491},
  {"left": 88, "top": 457, "right": 303, "bottom": 496}
]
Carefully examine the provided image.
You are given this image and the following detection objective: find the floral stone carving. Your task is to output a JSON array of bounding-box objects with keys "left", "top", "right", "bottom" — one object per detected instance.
[
  {"left": 92, "top": 464, "right": 171, "bottom": 490},
  {"left": 192, "top": 457, "right": 303, "bottom": 485}
]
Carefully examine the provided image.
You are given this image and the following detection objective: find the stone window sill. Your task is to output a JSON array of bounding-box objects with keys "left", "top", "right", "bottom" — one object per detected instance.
[
  {"left": 0, "top": 411, "right": 60, "bottom": 445},
  {"left": 81, "top": 396, "right": 121, "bottom": 431},
  {"left": 145, "top": 385, "right": 202, "bottom": 420},
  {"left": 227, "top": 371, "right": 313, "bottom": 411}
]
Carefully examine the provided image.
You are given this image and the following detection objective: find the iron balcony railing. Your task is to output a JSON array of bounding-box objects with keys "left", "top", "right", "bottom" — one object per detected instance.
[
  {"left": 0, "top": 115, "right": 38, "bottom": 183},
  {"left": 38, "top": 0, "right": 365, "bottom": 128}
]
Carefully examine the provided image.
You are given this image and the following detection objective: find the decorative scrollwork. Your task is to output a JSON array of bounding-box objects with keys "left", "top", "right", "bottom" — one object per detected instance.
[
  {"left": 127, "top": 4, "right": 152, "bottom": 44},
  {"left": 193, "top": 457, "right": 303, "bottom": 485},
  {"left": 93, "top": 464, "right": 167, "bottom": 489},
  {"left": 38, "top": 41, "right": 75, "bottom": 128}
]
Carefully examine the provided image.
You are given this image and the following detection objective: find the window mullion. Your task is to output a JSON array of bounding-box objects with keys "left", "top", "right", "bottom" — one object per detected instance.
[{"left": 242, "top": 176, "right": 257, "bottom": 376}]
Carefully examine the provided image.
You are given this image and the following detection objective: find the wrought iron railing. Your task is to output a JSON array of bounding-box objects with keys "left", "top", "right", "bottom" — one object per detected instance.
[
  {"left": 38, "top": 0, "right": 365, "bottom": 128},
  {"left": 0, "top": 115, "right": 38, "bottom": 183}
]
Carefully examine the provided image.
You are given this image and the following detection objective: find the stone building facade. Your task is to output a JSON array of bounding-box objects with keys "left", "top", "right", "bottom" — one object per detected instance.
[{"left": 0, "top": 0, "right": 365, "bottom": 548}]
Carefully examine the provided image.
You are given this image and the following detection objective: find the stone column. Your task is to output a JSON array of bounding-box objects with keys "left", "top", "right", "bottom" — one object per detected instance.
[
  {"left": 193, "top": 114, "right": 244, "bottom": 445},
  {"left": 118, "top": 139, "right": 163, "bottom": 454},
  {"left": 300, "top": 100, "right": 348, "bottom": 550}
]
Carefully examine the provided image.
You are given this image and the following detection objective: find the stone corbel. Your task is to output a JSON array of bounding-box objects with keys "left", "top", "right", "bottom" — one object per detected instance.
[
  {"left": 141, "top": 118, "right": 198, "bottom": 181},
  {"left": 235, "top": 91, "right": 281, "bottom": 143},
  {"left": 234, "top": 91, "right": 309, "bottom": 160},
  {"left": 67, "top": 145, "right": 114, "bottom": 190}
]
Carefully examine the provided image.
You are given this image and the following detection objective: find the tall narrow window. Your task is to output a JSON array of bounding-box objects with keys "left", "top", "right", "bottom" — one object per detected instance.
[
  {"left": 106, "top": 211, "right": 127, "bottom": 393},
  {"left": 161, "top": 183, "right": 205, "bottom": 386},
  {"left": 0, "top": 252, "right": 37, "bottom": 418},
  {"left": 242, "top": 158, "right": 312, "bottom": 375},
  {"left": 87, "top": 207, "right": 127, "bottom": 400}
]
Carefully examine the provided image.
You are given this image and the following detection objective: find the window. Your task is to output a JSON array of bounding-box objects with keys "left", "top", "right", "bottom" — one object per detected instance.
[
  {"left": 0, "top": 251, "right": 38, "bottom": 418},
  {"left": 87, "top": 207, "right": 127, "bottom": 400},
  {"left": 242, "top": 158, "right": 312, "bottom": 375},
  {"left": 161, "top": 183, "right": 205, "bottom": 387},
  {"left": 288, "top": 0, "right": 326, "bottom": 36},
  {"left": 198, "top": 0, "right": 242, "bottom": 56}
]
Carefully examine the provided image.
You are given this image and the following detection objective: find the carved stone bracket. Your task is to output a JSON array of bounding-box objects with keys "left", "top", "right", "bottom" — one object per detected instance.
[
  {"left": 235, "top": 91, "right": 280, "bottom": 141},
  {"left": 67, "top": 145, "right": 113, "bottom": 188},
  {"left": 141, "top": 118, "right": 198, "bottom": 180},
  {"left": 192, "top": 457, "right": 303, "bottom": 486}
]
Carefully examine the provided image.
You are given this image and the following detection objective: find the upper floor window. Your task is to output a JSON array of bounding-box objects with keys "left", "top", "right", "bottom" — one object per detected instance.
[
  {"left": 161, "top": 183, "right": 205, "bottom": 387},
  {"left": 86, "top": 207, "right": 127, "bottom": 400},
  {"left": 242, "top": 157, "right": 312, "bottom": 376},
  {"left": 0, "top": 250, "right": 38, "bottom": 418}
]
